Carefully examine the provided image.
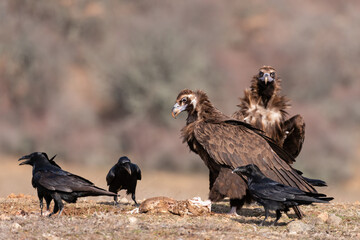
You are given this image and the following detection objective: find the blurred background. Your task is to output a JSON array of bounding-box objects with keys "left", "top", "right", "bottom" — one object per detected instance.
[{"left": 0, "top": 0, "right": 359, "bottom": 201}]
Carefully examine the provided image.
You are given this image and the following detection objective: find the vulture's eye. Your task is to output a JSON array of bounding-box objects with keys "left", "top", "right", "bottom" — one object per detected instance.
[
  {"left": 181, "top": 97, "right": 187, "bottom": 103},
  {"left": 258, "top": 71, "right": 264, "bottom": 77},
  {"left": 270, "top": 72, "right": 275, "bottom": 78}
]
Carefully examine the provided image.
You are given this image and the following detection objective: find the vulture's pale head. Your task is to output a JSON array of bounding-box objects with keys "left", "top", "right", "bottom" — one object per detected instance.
[
  {"left": 257, "top": 66, "right": 276, "bottom": 85},
  {"left": 171, "top": 89, "right": 198, "bottom": 118}
]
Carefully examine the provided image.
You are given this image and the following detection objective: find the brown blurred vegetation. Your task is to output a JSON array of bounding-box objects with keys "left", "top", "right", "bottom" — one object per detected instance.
[{"left": 0, "top": 0, "right": 359, "bottom": 183}]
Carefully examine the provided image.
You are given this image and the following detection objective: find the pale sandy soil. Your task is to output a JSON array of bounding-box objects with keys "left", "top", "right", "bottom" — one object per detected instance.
[{"left": 1, "top": 156, "right": 360, "bottom": 239}]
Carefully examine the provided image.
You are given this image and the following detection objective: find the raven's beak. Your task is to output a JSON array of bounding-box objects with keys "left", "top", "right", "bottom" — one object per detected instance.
[
  {"left": 18, "top": 155, "right": 30, "bottom": 161},
  {"left": 123, "top": 162, "right": 132, "bottom": 175},
  {"left": 19, "top": 160, "right": 31, "bottom": 166},
  {"left": 171, "top": 103, "right": 187, "bottom": 119},
  {"left": 18, "top": 155, "right": 31, "bottom": 165},
  {"left": 232, "top": 167, "right": 246, "bottom": 174}
]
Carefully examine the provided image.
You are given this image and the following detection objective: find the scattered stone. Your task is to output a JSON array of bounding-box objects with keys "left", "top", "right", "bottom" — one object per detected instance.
[
  {"left": 139, "top": 196, "right": 211, "bottom": 216},
  {"left": 11, "top": 223, "right": 22, "bottom": 231},
  {"left": 287, "top": 221, "right": 312, "bottom": 234},
  {"left": 42, "top": 233, "right": 60, "bottom": 240},
  {"left": 316, "top": 212, "right": 329, "bottom": 223},
  {"left": 16, "top": 209, "right": 27, "bottom": 216},
  {"left": 0, "top": 214, "right": 11, "bottom": 221},
  {"left": 327, "top": 214, "right": 341, "bottom": 226},
  {"left": 119, "top": 197, "right": 129, "bottom": 204},
  {"left": 128, "top": 216, "right": 138, "bottom": 224}
]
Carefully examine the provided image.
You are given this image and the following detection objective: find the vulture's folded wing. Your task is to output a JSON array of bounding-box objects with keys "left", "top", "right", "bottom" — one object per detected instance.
[{"left": 194, "top": 121, "right": 315, "bottom": 193}]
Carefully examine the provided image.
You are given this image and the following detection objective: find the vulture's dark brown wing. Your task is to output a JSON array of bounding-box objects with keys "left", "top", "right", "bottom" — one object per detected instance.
[
  {"left": 225, "top": 119, "right": 295, "bottom": 164},
  {"left": 194, "top": 121, "right": 315, "bottom": 193}
]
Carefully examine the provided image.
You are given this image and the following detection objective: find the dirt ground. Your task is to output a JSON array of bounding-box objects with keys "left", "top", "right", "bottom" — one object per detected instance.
[
  {"left": 1, "top": 157, "right": 360, "bottom": 239},
  {"left": 0, "top": 195, "right": 359, "bottom": 240}
]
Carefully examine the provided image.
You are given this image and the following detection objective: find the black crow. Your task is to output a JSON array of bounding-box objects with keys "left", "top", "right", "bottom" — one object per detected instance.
[
  {"left": 19, "top": 152, "right": 117, "bottom": 216},
  {"left": 233, "top": 164, "right": 333, "bottom": 225},
  {"left": 38, "top": 153, "right": 61, "bottom": 215},
  {"left": 106, "top": 156, "right": 142, "bottom": 205}
]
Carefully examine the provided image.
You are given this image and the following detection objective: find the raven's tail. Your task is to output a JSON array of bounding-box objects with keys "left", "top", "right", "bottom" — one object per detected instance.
[
  {"left": 303, "top": 176, "right": 327, "bottom": 187},
  {"left": 79, "top": 186, "right": 118, "bottom": 198}
]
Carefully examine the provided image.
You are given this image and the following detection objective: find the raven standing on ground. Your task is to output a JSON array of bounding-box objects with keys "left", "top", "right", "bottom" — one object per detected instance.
[
  {"left": 233, "top": 164, "right": 333, "bottom": 225},
  {"left": 106, "top": 156, "right": 142, "bottom": 205},
  {"left": 37, "top": 153, "right": 60, "bottom": 215},
  {"left": 19, "top": 152, "right": 117, "bottom": 216}
]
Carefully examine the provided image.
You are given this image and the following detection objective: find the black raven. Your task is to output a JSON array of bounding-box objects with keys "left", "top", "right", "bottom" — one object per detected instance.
[
  {"left": 233, "top": 164, "right": 333, "bottom": 225},
  {"left": 106, "top": 156, "right": 142, "bottom": 205},
  {"left": 37, "top": 153, "right": 61, "bottom": 215},
  {"left": 19, "top": 152, "right": 117, "bottom": 216}
]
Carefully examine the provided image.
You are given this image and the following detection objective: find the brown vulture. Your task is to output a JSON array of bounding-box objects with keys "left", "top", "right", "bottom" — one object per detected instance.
[
  {"left": 172, "top": 89, "right": 316, "bottom": 217},
  {"left": 232, "top": 66, "right": 305, "bottom": 158}
]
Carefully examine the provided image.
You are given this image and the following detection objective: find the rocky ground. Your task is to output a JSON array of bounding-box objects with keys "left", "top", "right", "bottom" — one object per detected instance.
[{"left": 0, "top": 194, "right": 359, "bottom": 240}]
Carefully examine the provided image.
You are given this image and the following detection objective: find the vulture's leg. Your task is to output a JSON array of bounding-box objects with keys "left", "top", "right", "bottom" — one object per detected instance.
[
  {"left": 228, "top": 198, "right": 246, "bottom": 215},
  {"left": 282, "top": 114, "right": 305, "bottom": 158}
]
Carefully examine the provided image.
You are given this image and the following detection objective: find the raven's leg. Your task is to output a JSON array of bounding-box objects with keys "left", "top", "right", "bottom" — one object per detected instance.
[
  {"left": 49, "top": 201, "right": 58, "bottom": 217},
  {"left": 45, "top": 196, "right": 52, "bottom": 211},
  {"left": 131, "top": 193, "right": 138, "bottom": 206},
  {"left": 109, "top": 186, "right": 119, "bottom": 205},
  {"left": 38, "top": 195, "right": 44, "bottom": 216},
  {"left": 259, "top": 207, "right": 269, "bottom": 226},
  {"left": 49, "top": 193, "right": 64, "bottom": 217},
  {"left": 273, "top": 210, "right": 282, "bottom": 225}
]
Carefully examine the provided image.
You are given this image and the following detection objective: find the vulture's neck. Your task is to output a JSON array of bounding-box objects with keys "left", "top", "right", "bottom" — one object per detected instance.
[
  {"left": 250, "top": 77, "right": 281, "bottom": 108},
  {"left": 196, "top": 93, "right": 228, "bottom": 123},
  {"left": 258, "top": 83, "right": 275, "bottom": 108}
]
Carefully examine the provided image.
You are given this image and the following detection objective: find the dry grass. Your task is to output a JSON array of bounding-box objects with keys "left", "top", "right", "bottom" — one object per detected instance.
[
  {"left": 0, "top": 194, "right": 359, "bottom": 240},
  {"left": 2, "top": 158, "right": 360, "bottom": 239}
]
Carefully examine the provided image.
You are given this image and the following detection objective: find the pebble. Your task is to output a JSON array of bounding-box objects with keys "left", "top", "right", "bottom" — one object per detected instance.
[
  {"left": 287, "top": 221, "right": 312, "bottom": 234},
  {"left": 327, "top": 214, "right": 341, "bottom": 225},
  {"left": 128, "top": 216, "right": 138, "bottom": 224},
  {"left": 316, "top": 212, "right": 329, "bottom": 223},
  {"left": 11, "top": 223, "right": 22, "bottom": 231}
]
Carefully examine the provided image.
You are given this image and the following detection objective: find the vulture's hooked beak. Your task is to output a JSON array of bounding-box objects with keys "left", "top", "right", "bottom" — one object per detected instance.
[
  {"left": 171, "top": 103, "right": 187, "bottom": 119},
  {"left": 18, "top": 155, "right": 31, "bottom": 165},
  {"left": 264, "top": 76, "right": 269, "bottom": 84},
  {"left": 123, "top": 162, "right": 132, "bottom": 175}
]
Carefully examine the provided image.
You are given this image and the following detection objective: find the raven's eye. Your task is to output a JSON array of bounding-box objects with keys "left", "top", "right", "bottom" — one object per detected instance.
[
  {"left": 258, "top": 71, "right": 264, "bottom": 77},
  {"left": 270, "top": 72, "right": 275, "bottom": 78},
  {"left": 181, "top": 97, "right": 187, "bottom": 103}
]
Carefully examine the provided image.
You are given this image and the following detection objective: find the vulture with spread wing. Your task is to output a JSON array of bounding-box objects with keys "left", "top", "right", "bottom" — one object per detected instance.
[
  {"left": 172, "top": 89, "right": 315, "bottom": 217},
  {"left": 232, "top": 66, "right": 305, "bottom": 158}
]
